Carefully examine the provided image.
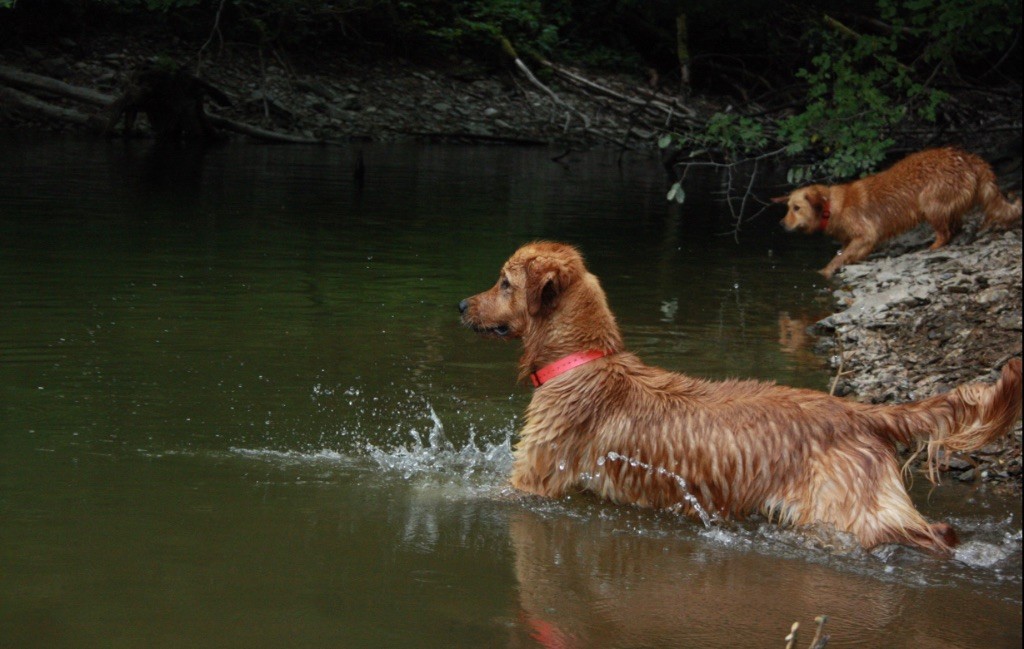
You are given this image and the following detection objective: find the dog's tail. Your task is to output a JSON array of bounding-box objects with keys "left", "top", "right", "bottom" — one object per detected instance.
[
  {"left": 973, "top": 157, "right": 1023, "bottom": 228},
  {"left": 879, "top": 358, "right": 1022, "bottom": 482}
]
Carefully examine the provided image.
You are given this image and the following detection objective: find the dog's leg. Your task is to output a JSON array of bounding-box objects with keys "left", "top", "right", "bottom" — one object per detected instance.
[
  {"left": 819, "top": 239, "right": 874, "bottom": 278},
  {"left": 929, "top": 229, "right": 952, "bottom": 250},
  {"left": 510, "top": 441, "right": 572, "bottom": 499},
  {"left": 927, "top": 210, "right": 963, "bottom": 250},
  {"left": 812, "top": 458, "right": 957, "bottom": 556}
]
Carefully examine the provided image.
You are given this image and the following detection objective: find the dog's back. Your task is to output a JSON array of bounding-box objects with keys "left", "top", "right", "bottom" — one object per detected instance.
[{"left": 850, "top": 147, "right": 1019, "bottom": 238}]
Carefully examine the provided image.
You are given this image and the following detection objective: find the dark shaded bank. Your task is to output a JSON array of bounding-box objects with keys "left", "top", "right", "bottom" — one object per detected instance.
[{"left": 0, "top": 25, "right": 718, "bottom": 149}]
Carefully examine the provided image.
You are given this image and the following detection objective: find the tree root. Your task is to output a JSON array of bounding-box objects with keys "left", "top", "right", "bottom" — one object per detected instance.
[{"left": 0, "top": 62, "right": 328, "bottom": 145}]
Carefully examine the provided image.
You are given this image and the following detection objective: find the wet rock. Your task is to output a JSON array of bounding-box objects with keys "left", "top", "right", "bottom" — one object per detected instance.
[
  {"left": 956, "top": 468, "right": 977, "bottom": 482},
  {"left": 294, "top": 78, "right": 337, "bottom": 102}
]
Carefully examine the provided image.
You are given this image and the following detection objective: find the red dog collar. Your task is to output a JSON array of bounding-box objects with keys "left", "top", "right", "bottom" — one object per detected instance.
[
  {"left": 820, "top": 200, "right": 831, "bottom": 231},
  {"left": 530, "top": 350, "right": 609, "bottom": 387}
]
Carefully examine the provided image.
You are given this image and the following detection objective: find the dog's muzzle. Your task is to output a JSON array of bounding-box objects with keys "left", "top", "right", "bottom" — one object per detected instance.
[{"left": 458, "top": 299, "right": 510, "bottom": 337}]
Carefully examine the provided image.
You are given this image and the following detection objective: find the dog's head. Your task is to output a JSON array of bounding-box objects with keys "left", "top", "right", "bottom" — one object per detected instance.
[
  {"left": 459, "top": 242, "right": 585, "bottom": 340},
  {"left": 772, "top": 185, "right": 829, "bottom": 233}
]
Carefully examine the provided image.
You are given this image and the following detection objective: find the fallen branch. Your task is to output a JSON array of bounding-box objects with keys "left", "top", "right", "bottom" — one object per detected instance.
[
  {"left": 0, "top": 63, "right": 330, "bottom": 145},
  {"left": 206, "top": 114, "right": 326, "bottom": 144},
  {"left": 0, "top": 63, "right": 114, "bottom": 107},
  {"left": 0, "top": 85, "right": 104, "bottom": 129},
  {"left": 499, "top": 37, "right": 590, "bottom": 130},
  {"left": 540, "top": 59, "right": 697, "bottom": 122},
  {"left": 402, "top": 130, "right": 548, "bottom": 146}
]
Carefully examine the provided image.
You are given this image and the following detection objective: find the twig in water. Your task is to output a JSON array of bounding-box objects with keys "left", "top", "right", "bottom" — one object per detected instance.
[
  {"left": 809, "top": 615, "right": 830, "bottom": 648},
  {"left": 785, "top": 616, "right": 830, "bottom": 648},
  {"left": 785, "top": 622, "right": 800, "bottom": 649}
]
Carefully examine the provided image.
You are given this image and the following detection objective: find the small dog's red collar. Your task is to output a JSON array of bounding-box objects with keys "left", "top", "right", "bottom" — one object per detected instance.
[
  {"left": 531, "top": 350, "right": 610, "bottom": 387},
  {"left": 819, "top": 200, "right": 831, "bottom": 231}
]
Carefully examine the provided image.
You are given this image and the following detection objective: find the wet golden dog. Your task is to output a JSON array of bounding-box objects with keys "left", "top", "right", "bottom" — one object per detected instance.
[
  {"left": 459, "top": 242, "right": 1022, "bottom": 555},
  {"left": 773, "top": 147, "right": 1022, "bottom": 278}
]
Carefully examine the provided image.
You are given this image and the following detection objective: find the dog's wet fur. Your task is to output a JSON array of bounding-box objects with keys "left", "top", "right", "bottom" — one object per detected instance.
[{"left": 460, "top": 242, "right": 1022, "bottom": 555}]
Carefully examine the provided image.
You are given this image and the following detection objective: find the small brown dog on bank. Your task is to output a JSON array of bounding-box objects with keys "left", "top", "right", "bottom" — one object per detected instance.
[
  {"left": 774, "top": 147, "right": 1022, "bottom": 278},
  {"left": 459, "top": 242, "right": 1022, "bottom": 555}
]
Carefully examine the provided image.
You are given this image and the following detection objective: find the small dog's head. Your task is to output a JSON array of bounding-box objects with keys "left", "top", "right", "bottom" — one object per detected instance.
[
  {"left": 772, "top": 185, "right": 830, "bottom": 233},
  {"left": 458, "top": 242, "right": 584, "bottom": 340}
]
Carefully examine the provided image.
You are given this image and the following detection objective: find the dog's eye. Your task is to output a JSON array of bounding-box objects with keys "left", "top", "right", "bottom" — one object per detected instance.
[
  {"left": 500, "top": 277, "right": 511, "bottom": 290},
  {"left": 793, "top": 205, "right": 801, "bottom": 212}
]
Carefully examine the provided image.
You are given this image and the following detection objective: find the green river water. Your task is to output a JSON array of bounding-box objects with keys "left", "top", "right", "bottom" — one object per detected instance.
[{"left": 1, "top": 137, "right": 1020, "bottom": 648}]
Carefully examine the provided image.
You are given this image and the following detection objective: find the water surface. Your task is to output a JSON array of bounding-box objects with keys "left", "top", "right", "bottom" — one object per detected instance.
[{"left": 1, "top": 137, "right": 1019, "bottom": 648}]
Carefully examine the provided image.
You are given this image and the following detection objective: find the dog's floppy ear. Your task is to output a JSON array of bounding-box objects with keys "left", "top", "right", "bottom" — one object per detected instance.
[
  {"left": 525, "top": 255, "right": 577, "bottom": 317},
  {"left": 770, "top": 195, "right": 790, "bottom": 204},
  {"left": 805, "top": 187, "right": 827, "bottom": 214}
]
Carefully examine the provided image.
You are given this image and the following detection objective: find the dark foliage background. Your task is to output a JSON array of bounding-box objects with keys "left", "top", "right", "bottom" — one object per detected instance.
[{"left": 2, "top": 0, "right": 1020, "bottom": 179}]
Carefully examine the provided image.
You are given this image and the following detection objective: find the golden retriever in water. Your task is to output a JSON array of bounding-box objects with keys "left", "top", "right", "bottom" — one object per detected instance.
[
  {"left": 459, "top": 242, "right": 1022, "bottom": 555},
  {"left": 773, "top": 147, "right": 1022, "bottom": 278}
]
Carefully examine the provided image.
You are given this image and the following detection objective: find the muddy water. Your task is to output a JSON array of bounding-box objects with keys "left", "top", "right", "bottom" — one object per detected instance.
[{"left": 0, "top": 137, "right": 1019, "bottom": 648}]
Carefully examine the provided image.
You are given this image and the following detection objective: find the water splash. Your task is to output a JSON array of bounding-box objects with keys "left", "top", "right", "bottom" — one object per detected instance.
[
  {"left": 365, "top": 404, "right": 513, "bottom": 488},
  {"left": 603, "top": 451, "right": 717, "bottom": 528}
]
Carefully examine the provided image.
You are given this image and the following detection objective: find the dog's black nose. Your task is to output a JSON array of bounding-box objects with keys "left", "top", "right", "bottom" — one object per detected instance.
[{"left": 458, "top": 299, "right": 469, "bottom": 314}]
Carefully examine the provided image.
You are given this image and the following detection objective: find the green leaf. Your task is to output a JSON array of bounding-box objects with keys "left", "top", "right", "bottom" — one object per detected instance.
[{"left": 666, "top": 183, "right": 686, "bottom": 204}]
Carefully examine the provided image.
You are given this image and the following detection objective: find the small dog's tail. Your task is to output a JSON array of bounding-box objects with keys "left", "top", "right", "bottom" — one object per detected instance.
[
  {"left": 879, "top": 358, "right": 1022, "bottom": 481},
  {"left": 973, "top": 158, "right": 1023, "bottom": 228}
]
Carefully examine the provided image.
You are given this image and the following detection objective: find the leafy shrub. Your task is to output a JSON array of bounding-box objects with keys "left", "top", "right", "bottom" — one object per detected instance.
[{"left": 665, "top": 0, "right": 1019, "bottom": 185}]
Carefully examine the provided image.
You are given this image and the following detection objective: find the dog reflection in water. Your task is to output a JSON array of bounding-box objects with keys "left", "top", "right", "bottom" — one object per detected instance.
[
  {"left": 507, "top": 510, "right": 1017, "bottom": 648},
  {"left": 460, "top": 242, "right": 1022, "bottom": 556}
]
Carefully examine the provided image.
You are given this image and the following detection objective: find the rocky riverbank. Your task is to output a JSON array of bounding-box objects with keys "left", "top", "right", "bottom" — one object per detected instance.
[{"left": 815, "top": 222, "right": 1023, "bottom": 490}]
